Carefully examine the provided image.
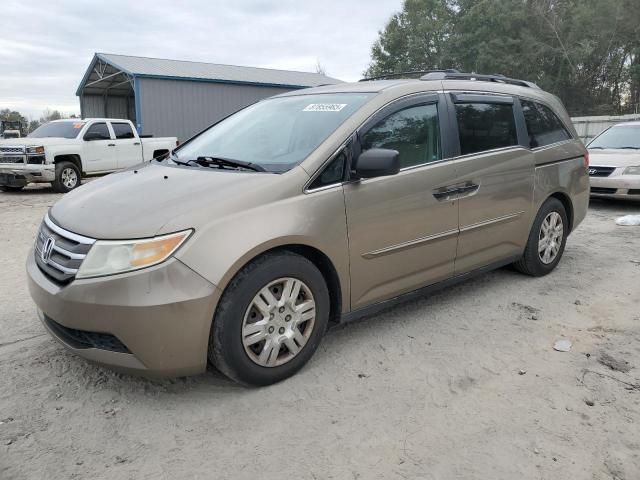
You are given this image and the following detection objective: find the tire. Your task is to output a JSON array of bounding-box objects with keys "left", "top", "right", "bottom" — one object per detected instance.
[
  {"left": 0, "top": 185, "right": 24, "bottom": 192},
  {"left": 514, "top": 197, "right": 568, "bottom": 276},
  {"left": 52, "top": 161, "right": 81, "bottom": 193},
  {"left": 209, "top": 251, "right": 330, "bottom": 386}
]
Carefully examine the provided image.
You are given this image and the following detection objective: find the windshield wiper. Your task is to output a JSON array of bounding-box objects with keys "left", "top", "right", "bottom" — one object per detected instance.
[
  {"left": 189, "top": 156, "right": 266, "bottom": 172},
  {"left": 619, "top": 146, "right": 640, "bottom": 150}
]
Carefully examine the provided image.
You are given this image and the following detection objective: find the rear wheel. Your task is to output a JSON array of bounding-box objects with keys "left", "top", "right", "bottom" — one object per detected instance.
[
  {"left": 209, "top": 251, "right": 330, "bottom": 386},
  {"left": 514, "top": 197, "right": 568, "bottom": 276},
  {"left": 52, "top": 161, "right": 81, "bottom": 193}
]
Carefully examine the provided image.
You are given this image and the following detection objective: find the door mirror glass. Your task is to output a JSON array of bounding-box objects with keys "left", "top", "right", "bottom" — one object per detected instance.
[{"left": 354, "top": 148, "right": 400, "bottom": 179}]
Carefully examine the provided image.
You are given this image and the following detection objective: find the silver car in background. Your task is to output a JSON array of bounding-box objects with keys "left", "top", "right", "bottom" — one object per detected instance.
[{"left": 587, "top": 122, "right": 640, "bottom": 200}]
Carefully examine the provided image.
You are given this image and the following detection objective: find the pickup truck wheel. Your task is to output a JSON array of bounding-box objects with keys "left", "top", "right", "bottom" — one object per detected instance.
[
  {"left": 514, "top": 197, "right": 568, "bottom": 276},
  {"left": 209, "top": 251, "right": 330, "bottom": 386},
  {"left": 0, "top": 185, "right": 24, "bottom": 192},
  {"left": 52, "top": 161, "right": 81, "bottom": 193}
]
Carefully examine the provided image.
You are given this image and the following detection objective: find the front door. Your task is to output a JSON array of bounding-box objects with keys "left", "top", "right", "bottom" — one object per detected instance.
[
  {"left": 448, "top": 94, "right": 535, "bottom": 274},
  {"left": 82, "top": 122, "right": 117, "bottom": 172},
  {"left": 344, "top": 94, "right": 459, "bottom": 310}
]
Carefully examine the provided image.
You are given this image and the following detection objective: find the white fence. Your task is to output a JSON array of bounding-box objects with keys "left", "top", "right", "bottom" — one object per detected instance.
[{"left": 571, "top": 114, "right": 640, "bottom": 144}]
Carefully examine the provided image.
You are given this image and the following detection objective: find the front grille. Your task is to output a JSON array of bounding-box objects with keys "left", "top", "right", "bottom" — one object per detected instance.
[
  {"left": 588, "top": 166, "right": 616, "bottom": 177},
  {"left": 0, "top": 156, "right": 25, "bottom": 164},
  {"left": 34, "top": 215, "right": 94, "bottom": 284},
  {"left": 0, "top": 146, "right": 25, "bottom": 154},
  {"left": 591, "top": 187, "right": 617, "bottom": 194},
  {"left": 43, "top": 315, "right": 130, "bottom": 353},
  {"left": 628, "top": 189, "right": 640, "bottom": 195}
]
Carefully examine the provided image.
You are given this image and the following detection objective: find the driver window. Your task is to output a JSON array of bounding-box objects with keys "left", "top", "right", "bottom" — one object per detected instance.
[
  {"left": 361, "top": 104, "right": 441, "bottom": 168},
  {"left": 84, "top": 122, "right": 111, "bottom": 141}
]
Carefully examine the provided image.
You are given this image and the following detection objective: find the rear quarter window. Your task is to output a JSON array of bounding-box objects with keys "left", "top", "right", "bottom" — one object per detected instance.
[
  {"left": 521, "top": 100, "right": 571, "bottom": 148},
  {"left": 455, "top": 103, "right": 518, "bottom": 155}
]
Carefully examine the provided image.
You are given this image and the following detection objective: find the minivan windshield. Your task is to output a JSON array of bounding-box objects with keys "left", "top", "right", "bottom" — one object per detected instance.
[
  {"left": 174, "top": 93, "right": 372, "bottom": 173},
  {"left": 28, "top": 121, "right": 85, "bottom": 139},
  {"left": 589, "top": 125, "right": 640, "bottom": 150}
]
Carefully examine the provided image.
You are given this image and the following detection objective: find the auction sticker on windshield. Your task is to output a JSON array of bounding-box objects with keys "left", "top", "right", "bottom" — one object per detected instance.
[{"left": 303, "top": 103, "right": 347, "bottom": 112}]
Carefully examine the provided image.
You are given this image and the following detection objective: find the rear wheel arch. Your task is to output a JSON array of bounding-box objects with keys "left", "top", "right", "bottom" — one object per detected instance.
[{"left": 548, "top": 192, "right": 574, "bottom": 232}]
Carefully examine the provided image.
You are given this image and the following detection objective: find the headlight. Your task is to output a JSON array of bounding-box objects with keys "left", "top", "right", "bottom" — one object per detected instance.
[
  {"left": 27, "top": 146, "right": 45, "bottom": 154},
  {"left": 623, "top": 166, "right": 640, "bottom": 175},
  {"left": 76, "top": 230, "right": 192, "bottom": 279}
]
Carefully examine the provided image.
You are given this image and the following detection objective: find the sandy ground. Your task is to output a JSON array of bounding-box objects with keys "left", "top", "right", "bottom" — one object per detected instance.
[{"left": 1, "top": 184, "right": 639, "bottom": 480}]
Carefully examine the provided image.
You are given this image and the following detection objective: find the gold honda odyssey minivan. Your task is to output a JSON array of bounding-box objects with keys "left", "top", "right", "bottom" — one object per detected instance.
[{"left": 27, "top": 71, "right": 589, "bottom": 385}]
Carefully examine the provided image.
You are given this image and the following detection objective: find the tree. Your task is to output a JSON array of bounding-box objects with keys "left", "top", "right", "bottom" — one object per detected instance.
[
  {"left": 40, "top": 109, "right": 63, "bottom": 123},
  {"left": 365, "top": 0, "right": 457, "bottom": 78},
  {"left": 365, "top": 0, "right": 640, "bottom": 115}
]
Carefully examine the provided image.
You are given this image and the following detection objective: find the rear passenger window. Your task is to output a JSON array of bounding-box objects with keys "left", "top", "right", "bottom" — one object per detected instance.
[
  {"left": 455, "top": 103, "right": 518, "bottom": 155},
  {"left": 361, "top": 103, "right": 441, "bottom": 169},
  {"left": 112, "top": 122, "right": 135, "bottom": 140},
  {"left": 521, "top": 100, "right": 571, "bottom": 148}
]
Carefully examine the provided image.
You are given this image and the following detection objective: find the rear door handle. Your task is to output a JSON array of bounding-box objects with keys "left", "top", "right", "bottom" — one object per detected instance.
[
  {"left": 457, "top": 183, "right": 479, "bottom": 196},
  {"left": 433, "top": 187, "right": 461, "bottom": 201},
  {"left": 108, "top": 143, "right": 116, "bottom": 147}
]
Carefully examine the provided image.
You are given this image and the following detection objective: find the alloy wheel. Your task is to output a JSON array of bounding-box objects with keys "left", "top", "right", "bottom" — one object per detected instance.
[
  {"left": 538, "top": 211, "right": 564, "bottom": 264},
  {"left": 61, "top": 167, "right": 78, "bottom": 189}
]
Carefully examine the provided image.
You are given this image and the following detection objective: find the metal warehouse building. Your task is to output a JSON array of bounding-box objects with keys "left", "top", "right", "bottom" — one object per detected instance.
[{"left": 76, "top": 53, "right": 342, "bottom": 141}]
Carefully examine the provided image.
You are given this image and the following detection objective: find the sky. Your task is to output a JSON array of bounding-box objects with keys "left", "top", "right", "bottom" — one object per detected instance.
[{"left": 0, "top": 0, "right": 401, "bottom": 120}]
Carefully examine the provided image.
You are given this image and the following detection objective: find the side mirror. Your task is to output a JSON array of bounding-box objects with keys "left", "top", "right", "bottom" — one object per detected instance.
[
  {"left": 83, "top": 132, "right": 103, "bottom": 141},
  {"left": 354, "top": 148, "right": 400, "bottom": 179}
]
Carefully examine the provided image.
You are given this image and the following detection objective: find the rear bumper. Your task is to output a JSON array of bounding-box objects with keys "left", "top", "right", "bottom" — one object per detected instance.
[
  {"left": 590, "top": 173, "right": 640, "bottom": 200},
  {"left": 27, "top": 250, "right": 221, "bottom": 377},
  {"left": 0, "top": 164, "right": 55, "bottom": 185}
]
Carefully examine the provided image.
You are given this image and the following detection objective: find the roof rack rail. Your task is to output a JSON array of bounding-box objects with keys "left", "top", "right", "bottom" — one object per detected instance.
[
  {"left": 359, "top": 69, "right": 460, "bottom": 82},
  {"left": 421, "top": 71, "right": 539, "bottom": 89}
]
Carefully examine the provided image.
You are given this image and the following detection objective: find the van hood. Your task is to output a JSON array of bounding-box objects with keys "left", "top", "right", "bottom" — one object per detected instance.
[
  {"left": 49, "top": 162, "right": 301, "bottom": 239},
  {"left": 588, "top": 149, "right": 640, "bottom": 168},
  {"left": 0, "top": 137, "right": 78, "bottom": 148}
]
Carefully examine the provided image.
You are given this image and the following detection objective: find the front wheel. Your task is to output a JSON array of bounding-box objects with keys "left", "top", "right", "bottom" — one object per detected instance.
[
  {"left": 209, "top": 251, "right": 330, "bottom": 386},
  {"left": 52, "top": 161, "right": 81, "bottom": 193},
  {"left": 514, "top": 197, "right": 568, "bottom": 276}
]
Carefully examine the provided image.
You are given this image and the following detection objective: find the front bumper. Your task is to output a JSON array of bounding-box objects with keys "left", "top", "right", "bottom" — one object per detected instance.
[
  {"left": 0, "top": 164, "right": 55, "bottom": 185},
  {"left": 590, "top": 171, "right": 640, "bottom": 200},
  {"left": 27, "top": 250, "right": 221, "bottom": 377}
]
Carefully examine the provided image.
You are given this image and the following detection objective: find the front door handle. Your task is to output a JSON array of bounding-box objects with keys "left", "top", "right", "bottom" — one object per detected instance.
[{"left": 108, "top": 143, "right": 116, "bottom": 147}]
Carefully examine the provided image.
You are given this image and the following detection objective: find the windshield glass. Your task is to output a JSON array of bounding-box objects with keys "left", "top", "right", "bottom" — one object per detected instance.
[
  {"left": 589, "top": 125, "right": 640, "bottom": 149},
  {"left": 28, "top": 121, "right": 85, "bottom": 139},
  {"left": 174, "top": 93, "right": 372, "bottom": 172}
]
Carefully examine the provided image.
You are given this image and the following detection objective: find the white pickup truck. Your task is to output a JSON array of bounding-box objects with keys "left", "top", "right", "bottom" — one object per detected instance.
[{"left": 0, "top": 118, "right": 177, "bottom": 192}]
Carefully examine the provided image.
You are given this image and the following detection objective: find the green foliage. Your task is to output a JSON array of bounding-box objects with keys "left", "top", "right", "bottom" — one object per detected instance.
[{"left": 366, "top": 0, "right": 640, "bottom": 115}]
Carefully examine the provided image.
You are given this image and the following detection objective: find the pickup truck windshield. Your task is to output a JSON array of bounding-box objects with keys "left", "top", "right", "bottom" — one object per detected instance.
[
  {"left": 589, "top": 125, "right": 640, "bottom": 150},
  {"left": 28, "top": 121, "right": 86, "bottom": 139},
  {"left": 174, "top": 93, "right": 372, "bottom": 173}
]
